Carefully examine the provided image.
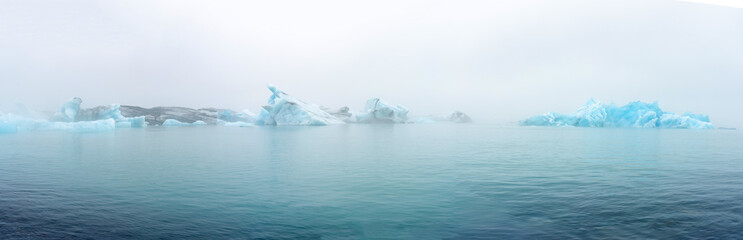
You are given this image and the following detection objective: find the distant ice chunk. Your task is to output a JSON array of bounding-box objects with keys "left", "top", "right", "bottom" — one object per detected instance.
[
  {"left": 412, "top": 111, "right": 473, "bottom": 124},
  {"left": 446, "top": 111, "right": 473, "bottom": 123},
  {"left": 347, "top": 98, "right": 409, "bottom": 123},
  {"left": 522, "top": 99, "right": 714, "bottom": 129},
  {"left": 255, "top": 85, "right": 344, "bottom": 126},
  {"left": 162, "top": 119, "right": 207, "bottom": 126}
]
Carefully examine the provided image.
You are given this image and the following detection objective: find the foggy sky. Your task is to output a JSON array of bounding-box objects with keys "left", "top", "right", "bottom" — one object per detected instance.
[{"left": 1, "top": 0, "right": 742, "bottom": 127}]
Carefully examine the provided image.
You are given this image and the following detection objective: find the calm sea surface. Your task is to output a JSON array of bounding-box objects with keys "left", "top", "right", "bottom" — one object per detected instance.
[{"left": 1, "top": 124, "right": 742, "bottom": 239}]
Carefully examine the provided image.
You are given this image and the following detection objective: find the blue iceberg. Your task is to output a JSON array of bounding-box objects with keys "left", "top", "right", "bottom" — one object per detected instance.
[
  {"left": 412, "top": 111, "right": 473, "bottom": 124},
  {"left": 0, "top": 112, "right": 116, "bottom": 133},
  {"left": 255, "top": 85, "right": 345, "bottom": 126},
  {"left": 0, "top": 115, "right": 18, "bottom": 133},
  {"left": 50, "top": 97, "right": 146, "bottom": 128},
  {"left": 218, "top": 120, "right": 253, "bottom": 127},
  {"left": 347, "top": 98, "right": 410, "bottom": 123},
  {"left": 218, "top": 109, "right": 256, "bottom": 123},
  {"left": 0, "top": 97, "right": 138, "bottom": 133},
  {"left": 162, "top": 119, "right": 207, "bottom": 126},
  {"left": 50, "top": 97, "right": 82, "bottom": 122},
  {"left": 522, "top": 99, "right": 714, "bottom": 129}
]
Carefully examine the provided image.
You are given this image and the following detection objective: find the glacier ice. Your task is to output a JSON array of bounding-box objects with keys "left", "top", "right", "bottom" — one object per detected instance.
[
  {"left": 218, "top": 120, "right": 253, "bottom": 127},
  {"left": 1, "top": 85, "right": 481, "bottom": 132},
  {"left": 412, "top": 111, "right": 473, "bottom": 124},
  {"left": 347, "top": 98, "right": 409, "bottom": 123},
  {"left": 0, "top": 97, "right": 142, "bottom": 133},
  {"left": 162, "top": 119, "right": 186, "bottom": 126},
  {"left": 120, "top": 106, "right": 224, "bottom": 126},
  {"left": 321, "top": 106, "right": 352, "bottom": 121},
  {"left": 255, "top": 85, "right": 345, "bottom": 126},
  {"left": 251, "top": 85, "right": 466, "bottom": 125},
  {"left": 50, "top": 97, "right": 82, "bottom": 122},
  {"left": 50, "top": 98, "right": 146, "bottom": 128},
  {"left": 0, "top": 114, "right": 18, "bottom": 133},
  {"left": 218, "top": 109, "right": 256, "bottom": 123},
  {"left": 162, "top": 119, "right": 207, "bottom": 126},
  {"left": 521, "top": 99, "right": 714, "bottom": 129},
  {"left": 1, "top": 112, "right": 116, "bottom": 133},
  {"left": 446, "top": 111, "right": 473, "bottom": 123}
]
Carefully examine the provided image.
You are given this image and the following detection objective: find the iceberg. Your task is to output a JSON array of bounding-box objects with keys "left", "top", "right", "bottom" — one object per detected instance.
[
  {"left": 347, "top": 98, "right": 409, "bottom": 123},
  {"left": 59, "top": 119, "right": 117, "bottom": 133},
  {"left": 255, "top": 85, "right": 345, "bottom": 126},
  {"left": 321, "top": 106, "right": 352, "bottom": 121},
  {"left": 446, "top": 111, "right": 473, "bottom": 123},
  {"left": 1, "top": 112, "right": 115, "bottom": 133},
  {"left": 1, "top": 98, "right": 136, "bottom": 133},
  {"left": 0, "top": 113, "right": 18, "bottom": 133},
  {"left": 412, "top": 111, "right": 473, "bottom": 124},
  {"left": 162, "top": 119, "right": 207, "bottom": 126},
  {"left": 120, "top": 106, "right": 224, "bottom": 126},
  {"left": 521, "top": 99, "right": 714, "bottom": 129},
  {"left": 50, "top": 97, "right": 82, "bottom": 122},
  {"left": 50, "top": 98, "right": 146, "bottom": 128},
  {"left": 218, "top": 120, "right": 253, "bottom": 127},
  {"left": 218, "top": 109, "right": 256, "bottom": 123}
]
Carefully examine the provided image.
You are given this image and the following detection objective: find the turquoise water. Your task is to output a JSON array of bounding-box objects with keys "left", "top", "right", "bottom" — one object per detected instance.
[{"left": 1, "top": 125, "right": 742, "bottom": 239}]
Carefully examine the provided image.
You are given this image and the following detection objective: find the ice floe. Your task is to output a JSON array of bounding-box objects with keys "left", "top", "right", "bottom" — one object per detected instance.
[
  {"left": 255, "top": 85, "right": 345, "bottom": 126},
  {"left": 521, "top": 99, "right": 713, "bottom": 129}
]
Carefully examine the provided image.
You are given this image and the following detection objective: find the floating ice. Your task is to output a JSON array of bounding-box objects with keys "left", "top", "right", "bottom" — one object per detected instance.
[
  {"left": 120, "top": 106, "right": 223, "bottom": 126},
  {"left": 347, "top": 98, "right": 409, "bottom": 123},
  {"left": 218, "top": 120, "right": 253, "bottom": 127},
  {"left": 0, "top": 97, "right": 138, "bottom": 133},
  {"left": 522, "top": 99, "right": 714, "bottom": 129},
  {"left": 218, "top": 109, "right": 256, "bottom": 123},
  {"left": 50, "top": 98, "right": 146, "bottom": 128},
  {"left": 412, "top": 111, "right": 473, "bottom": 124},
  {"left": 321, "top": 106, "right": 352, "bottom": 121},
  {"left": 0, "top": 112, "right": 115, "bottom": 133},
  {"left": 162, "top": 119, "right": 207, "bottom": 126},
  {"left": 50, "top": 97, "right": 82, "bottom": 122},
  {"left": 0, "top": 114, "right": 18, "bottom": 133},
  {"left": 446, "top": 111, "right": 473, "bottom": 123},
  {"left": 255, "top": 85, "right": 345, "bottom": 126}
]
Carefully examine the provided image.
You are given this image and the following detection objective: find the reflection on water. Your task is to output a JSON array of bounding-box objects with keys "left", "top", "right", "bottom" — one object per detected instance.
[{"left": 1, "top": 125, "right": 742, "bottom": 239}]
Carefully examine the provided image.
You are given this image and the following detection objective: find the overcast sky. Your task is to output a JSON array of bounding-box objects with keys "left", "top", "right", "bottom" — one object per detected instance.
[{"left": 1, "top": 0, "right": 741, "bottom": 127}]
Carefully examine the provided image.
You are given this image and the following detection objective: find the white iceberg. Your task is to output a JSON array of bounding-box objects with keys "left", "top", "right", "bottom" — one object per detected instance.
[
  {"left": 412, "top": 111, "right": 473, "bottom": 124},
  {"left": 347, "top": 98, "right": 409, "bottom": 123},
  {"left": 321, "top": 106, "right": 352, "bottom": 121},
  {"left": 521, "top": 99, "right": 714, "bottom": 129},
  {"left": 255, "top": 85, "right": 344, "bottom": 126}
]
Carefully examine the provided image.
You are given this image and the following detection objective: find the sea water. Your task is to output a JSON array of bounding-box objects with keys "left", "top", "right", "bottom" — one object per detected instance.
[{"left": 1, "top": 124, "right": 742, "bottom": 239}]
